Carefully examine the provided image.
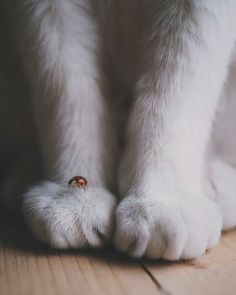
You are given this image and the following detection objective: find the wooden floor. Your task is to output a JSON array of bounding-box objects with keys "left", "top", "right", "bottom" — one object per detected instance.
[{"left": 0, "top": 213, "right": 236, "bottom": 295}]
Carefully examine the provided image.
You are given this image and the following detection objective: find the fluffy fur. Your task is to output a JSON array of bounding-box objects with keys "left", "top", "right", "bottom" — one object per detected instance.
[{"left": 1, "top": 0, "right": 236, "bottom": 260}]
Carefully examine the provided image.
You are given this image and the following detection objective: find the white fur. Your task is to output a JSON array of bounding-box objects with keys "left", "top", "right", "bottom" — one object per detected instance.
[
  {"left": 115, "top": 1, "right": 236, "bottom": 259},
  {"left": 115, "top": 195, "right": 221, "bottom": 259},
  {"left": 209, "top": 158, "right": 236, "bottom": 231},
  {"left": 208, "top": 54, "right": 236, "bottom": 231},
  {"left": 23, "top": 182, "right": 117, "bottom": 248},
  {"left": 3, "top": 0, "right": 119, "bottom": 248},
  {"left": 1, "top": 0, "right": 236, "bottom": 259}
]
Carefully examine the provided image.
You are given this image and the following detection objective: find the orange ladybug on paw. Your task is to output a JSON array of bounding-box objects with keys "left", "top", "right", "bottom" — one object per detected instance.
[{"left": 68, "top": 176, "right": 88, "bottom": 190}]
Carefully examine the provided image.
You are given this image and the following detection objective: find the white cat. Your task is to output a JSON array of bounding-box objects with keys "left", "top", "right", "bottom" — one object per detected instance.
[{"left": 1, "top": 0, "right": 236, "bottom": 260}]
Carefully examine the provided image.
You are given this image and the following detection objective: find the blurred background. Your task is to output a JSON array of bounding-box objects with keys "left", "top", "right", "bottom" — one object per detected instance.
[{"left": 0, "top": 6, "right": 41, "bottom": 214}]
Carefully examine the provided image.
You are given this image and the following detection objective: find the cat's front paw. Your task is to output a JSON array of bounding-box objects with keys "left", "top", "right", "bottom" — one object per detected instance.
[
  {"left": 22, "top": 182, "right": 117, "bottom": 248},
  {"left": 114, "top": 195, "right": 222, "bottom": 260}
]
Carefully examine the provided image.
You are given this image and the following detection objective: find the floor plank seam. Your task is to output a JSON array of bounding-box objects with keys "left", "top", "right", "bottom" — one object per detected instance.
[{"left": 139, "top": 261, "right": 172, "bottom": 295}]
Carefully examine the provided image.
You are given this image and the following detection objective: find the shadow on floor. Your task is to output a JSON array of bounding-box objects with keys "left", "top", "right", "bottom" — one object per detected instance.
[
  {"left": 0, "top": 208, "right": 149, "bottom": 267},
  {"left": 0, "top": 207, "right": 199, "bottom": 269}
]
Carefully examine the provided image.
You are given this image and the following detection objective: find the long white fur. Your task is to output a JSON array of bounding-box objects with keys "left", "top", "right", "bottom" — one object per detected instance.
[
  {"left": 3, "top": 0, "right": 119, "bottom": 248},
  {"left": 114, "top": 1, "right": 236, "bottom": 259},
  {"left": 2, "top": 0, "right": 236, "bottom": 260}
]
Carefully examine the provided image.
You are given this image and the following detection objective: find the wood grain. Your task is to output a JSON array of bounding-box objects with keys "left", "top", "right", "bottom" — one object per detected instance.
[
  {"left": 144, "top": 231, "right": 236, "bottom": 295},
  {"left": 0, "top": 213, "right": 159, "bottom": 295},
  {"left": 1, "top": 213, "right": 236, "bottom": 294}
]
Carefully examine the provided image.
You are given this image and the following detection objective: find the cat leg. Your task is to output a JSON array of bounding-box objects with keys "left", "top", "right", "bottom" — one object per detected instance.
[
  {"left": 115, "top": 1, "right": 236, "bottom": 260},
  {"left": 208, "top": 52, "right": 236, "bottom": 231},
  {"left": 14, "top": 1, "right": 118, "bottom": 248}
]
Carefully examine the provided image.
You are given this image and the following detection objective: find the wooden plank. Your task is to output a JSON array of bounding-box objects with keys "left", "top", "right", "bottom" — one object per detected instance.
[
  {"left": 90, "top": 252, "right": 158, "bottom": 295},
  {"left": 0, "top": 214, "right": 159, "bottom": 295},
  {"left": 0, "top": 248, "right": 159, "bottom": 295},
  {"left": 144, "top": 230, "right": 236, "bottom": 295},
  {"left": 2, "top": 212, "right": 236, "bottom": 295},
  {"left": 0, "top": 247, "right": 11, "bottom": 295}
]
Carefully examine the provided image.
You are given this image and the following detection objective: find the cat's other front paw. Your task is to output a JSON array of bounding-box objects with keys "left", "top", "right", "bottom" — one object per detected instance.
[
  {"left": 114, "top": 194, "right": 222, "bottom": 260},
  {"left": 22, "top": 182, "right": 117, "bottom": 248}
]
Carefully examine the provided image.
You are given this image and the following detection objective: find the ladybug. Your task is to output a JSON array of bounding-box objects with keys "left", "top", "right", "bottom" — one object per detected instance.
[{"left": 68, "top": 176, "right": 88, "bottom": 190}]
